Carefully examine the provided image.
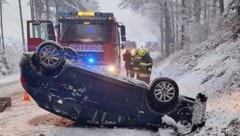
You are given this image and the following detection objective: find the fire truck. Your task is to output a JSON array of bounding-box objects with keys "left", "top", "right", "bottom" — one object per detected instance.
[{"left": 26, "top": 11, "right": 126, "bottom": 73}]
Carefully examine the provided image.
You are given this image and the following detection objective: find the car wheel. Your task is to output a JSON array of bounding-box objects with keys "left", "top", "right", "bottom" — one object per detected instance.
[
  {"left": 36, "top": 41, "right": 65, "bottom": 70},
  {"left": 63, "top": 47, "right": 78, "bottom": 62},
  {"left": 147, "top": 77, "right": 179, "bottom": 113}
]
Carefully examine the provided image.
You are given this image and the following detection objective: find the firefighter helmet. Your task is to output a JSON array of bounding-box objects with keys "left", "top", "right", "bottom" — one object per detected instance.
[{"left": 137, "top": 48, "right": 146, "bottom": 56}]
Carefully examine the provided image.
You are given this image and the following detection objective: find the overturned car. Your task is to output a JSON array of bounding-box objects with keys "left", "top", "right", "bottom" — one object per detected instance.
[{"left": 19, "top": 41, "right": 207, "bottom": 134}]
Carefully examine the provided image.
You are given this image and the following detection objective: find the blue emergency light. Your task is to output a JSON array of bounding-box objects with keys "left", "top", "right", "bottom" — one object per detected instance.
[
  {"left": 58, "top": 11, "right": 73, "bottom": 16},
  {"left": 87, "top": 57, "right": 95, "bottom": 64}
]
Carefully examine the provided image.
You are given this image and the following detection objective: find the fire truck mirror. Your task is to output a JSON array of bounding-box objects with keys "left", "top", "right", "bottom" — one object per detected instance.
[
  {"left": 120, "top": 25, "right": 126, "bottom": 36},
  {"left": 121, "top": 36, "right": 126, "bottom": 42}
]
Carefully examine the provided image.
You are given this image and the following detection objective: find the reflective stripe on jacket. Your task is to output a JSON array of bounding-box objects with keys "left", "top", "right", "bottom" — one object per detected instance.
[{"left": 138, "top": 73, "right": 150, "bottom": 78}]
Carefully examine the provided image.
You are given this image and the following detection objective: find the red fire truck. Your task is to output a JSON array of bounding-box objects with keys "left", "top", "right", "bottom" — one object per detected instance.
[{"left": 26, "top": 11, "right": 126, "bottom": 73}]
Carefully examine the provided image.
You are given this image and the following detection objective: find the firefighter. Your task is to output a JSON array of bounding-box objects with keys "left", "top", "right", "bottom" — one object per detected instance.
[
  {"left": 131, "top": 48, "right": 153, "bottom": 84},
  {"left": 123, "top": 49, "right": 133, "bottom": 77}
]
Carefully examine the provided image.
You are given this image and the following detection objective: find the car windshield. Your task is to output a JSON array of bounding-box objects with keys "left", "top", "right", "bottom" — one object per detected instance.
[{"left": 60, "top": 22, "right": 112, "bottom": 43}]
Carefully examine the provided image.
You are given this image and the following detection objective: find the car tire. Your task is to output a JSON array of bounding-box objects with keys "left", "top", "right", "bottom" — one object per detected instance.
[
  {"left": 36, "top": 41, "right": 65, "bottom": 70},
  {"left": 63, "top": 47, "right": 78, "bottom": 62},
  {"left": 147, "top": 77, "right": 179, "bottom": 113}
]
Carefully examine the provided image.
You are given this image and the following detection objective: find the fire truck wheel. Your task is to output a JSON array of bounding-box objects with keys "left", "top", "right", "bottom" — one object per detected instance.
[
  {"left": 36, "top": 41, "right": 65, "bottom": 70},
  {"left": 147, "top": 77, "right": 179, "bottom": 113},
  {"left": 63, "top": 47, "right": 78, "bottom": 62}
]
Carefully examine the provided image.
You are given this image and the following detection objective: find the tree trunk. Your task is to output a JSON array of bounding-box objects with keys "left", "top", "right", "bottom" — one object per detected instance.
[
  {"left": 32, "top": 0, "right": 38, "bottom": 20},
  {"left": 194, "top": 0, "right": 201, "bottom": 22},
  {"left": 18, "top": 0, "right": 26, "bottom": 52},
  {"left": 175, "top": 0, "right": 179, "bottom": 50},
  {"left": 46, "top": 0, "right": 49, "bottom": 20},
  {"left": 180, "top": 0, "right": 186, "bottom": 49},
  {"left": 213, "top": 0, "right": 217, "bottom": 18},
  {"left": 170, "top": 0, "right": 175, "bottom": 53},
  {"left": 160, "top": 16, "right": 164, "bottom": 57},
  {"left": 164, "top": 1, "right": 171, "bottom": 57},
  {"left": 0, "top": 0, "right": 5, "bottom": 52},
  {"left": 30, "top": 0, "right": 35, "bottom": 20},
  {"left": 187, "top": 0, "right": 192, "bottom": 19},
  {"left": 35, "top": 0, "right": 42, "bottom": 20},
  {"left": 54, "top": 0, "right": 59, "bottom": 22},
  {"left": 157, "top": 0, "right": 165, "bottom": 57},
  {"left": 203, "top": 0, "right": 207, "bottom": 21},
  {"left": 0, "top": 0, "right": 10, "bottom": 75},
  {"left": 219, "top": 0, "right": 224, "bottom": 16}
]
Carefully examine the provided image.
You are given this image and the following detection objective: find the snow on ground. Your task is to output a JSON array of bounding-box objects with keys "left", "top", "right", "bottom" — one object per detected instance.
[
  {"left": 0, "top": 74, "right": 20, "bottom": 84},
  {"left": 151, "top": 33, "right": 240, "bottom": 135}
]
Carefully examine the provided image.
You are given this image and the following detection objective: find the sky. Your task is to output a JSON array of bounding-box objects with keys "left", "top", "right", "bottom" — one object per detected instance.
[
  {"left": 97, "top": 0, "right": 157, "bottom": 46},
  {"left": 2, "top": 0, "right": 30, "bottom": 43}
]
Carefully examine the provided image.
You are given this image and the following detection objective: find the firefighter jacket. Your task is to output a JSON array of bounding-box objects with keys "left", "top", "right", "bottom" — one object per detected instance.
[{"left": 131, "top": 52, "right": 153, "bottom": 77}]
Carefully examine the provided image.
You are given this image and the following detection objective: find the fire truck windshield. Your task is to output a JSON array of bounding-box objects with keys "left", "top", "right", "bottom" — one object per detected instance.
[{"left": 60, "top": 22, "right": 112, "bottom": 43}]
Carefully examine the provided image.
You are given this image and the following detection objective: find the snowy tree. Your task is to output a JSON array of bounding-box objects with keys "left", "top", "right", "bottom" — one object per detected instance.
[
  {"left": 180, "top": 0, "right": 186, "bottom": 49},
  {"left": 219, "top": 0, "right": 224, "bottom": 16},
  {"left": 18, "top": 0, "right": 26, "bottom": 51},
  {"left": 163, "top": 1, "right": 171, "bottom": 57},
  {"left": 0, "top": 0, "right": 10, "bottom": 75},
  {"left": 0, "top": 0, "right": 5, "bottom": 52},
  {"left": 225, "top": 0, "right": 240, "bottom": 17},
  {"left": 29, "top": 0, "right": 99, "bottom": 22},
  {"left": 119, "top": 0, "right": 175, "bottom": 57},
  {"left": 224, "top": 0, "right": 240, "bottom": 37},
  {"left": 193, "top": 0, "right": 201, "bottom": 23},
  {"left": 119, "top": 0, "right": 227, "bottom": 58}
]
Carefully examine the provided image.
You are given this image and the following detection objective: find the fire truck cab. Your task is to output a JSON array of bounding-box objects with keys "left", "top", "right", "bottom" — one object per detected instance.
[{"left": 27, "top": 11, "right": 126, "bottom": 73}]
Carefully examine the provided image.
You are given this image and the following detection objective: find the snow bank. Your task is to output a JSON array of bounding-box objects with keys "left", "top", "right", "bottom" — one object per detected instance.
[{"left": 153, "top": 31, "right": 240, "bottom": 135}]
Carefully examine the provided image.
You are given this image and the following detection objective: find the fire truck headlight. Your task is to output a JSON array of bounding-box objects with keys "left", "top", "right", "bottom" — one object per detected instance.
[
  {"left": 107, "top": 65, "right": 116, "bottom": 73},
  {"left": 131, "top": 49, "right": 136, "bottom": 55}
]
